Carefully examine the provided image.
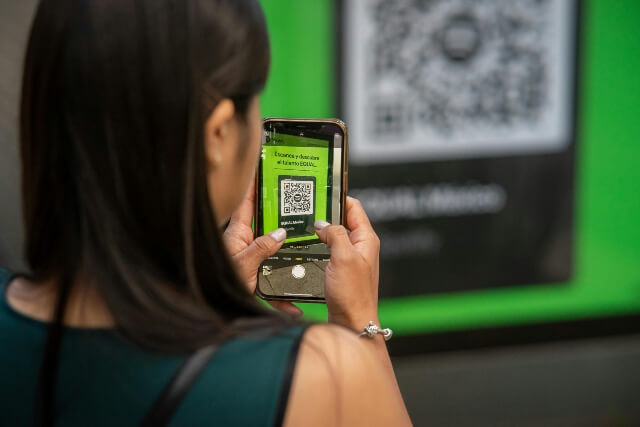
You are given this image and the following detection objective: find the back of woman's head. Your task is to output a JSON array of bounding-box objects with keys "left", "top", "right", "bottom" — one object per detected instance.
[{"left": 20, "top": 0, "right": 274, "bottom": 351}]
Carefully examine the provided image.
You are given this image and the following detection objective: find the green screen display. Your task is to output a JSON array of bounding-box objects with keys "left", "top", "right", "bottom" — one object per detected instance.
[
  {"left": 256, "top": 126, "right": 339, "bottom": 300},
  {"left": 259, "top": 0, "right": 640, "bottom": 336},
  {"left": 261, "top": 133, "right": 331, "bottom": 244}
]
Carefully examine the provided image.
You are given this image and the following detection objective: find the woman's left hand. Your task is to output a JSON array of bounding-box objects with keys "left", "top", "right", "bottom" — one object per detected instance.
[{"left": 223, "top": 183, "right": 303, "bottom": 317}]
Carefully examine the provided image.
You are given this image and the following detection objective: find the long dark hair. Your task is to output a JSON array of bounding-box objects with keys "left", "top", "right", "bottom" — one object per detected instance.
[{"left": 20, "top": 0, "right": 283, "bottom": 422}]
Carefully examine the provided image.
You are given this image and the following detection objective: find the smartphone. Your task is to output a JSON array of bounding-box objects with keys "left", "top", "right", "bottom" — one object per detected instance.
[{"left": 255, "top": 118, "right": 348, "bottom": 303}]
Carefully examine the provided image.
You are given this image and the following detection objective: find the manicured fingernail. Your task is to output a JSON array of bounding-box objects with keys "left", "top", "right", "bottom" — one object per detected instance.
[
  {"left": 314, "top": 220, "right": 330, "bottom": 230},
  {"left": 270, "top": 228, "right": 286, "bottom": 242}
]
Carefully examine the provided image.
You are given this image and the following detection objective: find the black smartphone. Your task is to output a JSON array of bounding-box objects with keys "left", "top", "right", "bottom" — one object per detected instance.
[{"left": 254, "top": 118, "right": 348, "bottom": 303}]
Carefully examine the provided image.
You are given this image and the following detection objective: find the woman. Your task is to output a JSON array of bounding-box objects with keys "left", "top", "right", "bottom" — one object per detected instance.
[{"left": 0, "top": 0, "right": 411, "bottom": 425}]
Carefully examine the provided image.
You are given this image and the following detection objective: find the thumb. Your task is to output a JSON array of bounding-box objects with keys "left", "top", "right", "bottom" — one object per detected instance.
[
  {"left": 242, "top": 228, "right": 287, "bottom": 267},
  {"left": 314, "top": 221, "right": 352, "bottom": 260}
]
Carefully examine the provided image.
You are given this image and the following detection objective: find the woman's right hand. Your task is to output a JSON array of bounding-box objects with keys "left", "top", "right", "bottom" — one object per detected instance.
[
  {"left": 314, "top": 197, "right": 380, "bottom": 332},
  {"left": 289, "top": 199, "right": 412, "bottom": 426}
]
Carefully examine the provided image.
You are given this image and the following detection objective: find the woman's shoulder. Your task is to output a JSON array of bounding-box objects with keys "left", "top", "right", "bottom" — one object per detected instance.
[
  {"left": 196, "top": 322, "right": 309, "bottom": 379},
  {"left": 173, "top": 323, "right": 372, "bottom": 426},
  {"left": 172, "top": 323, "right": 309, "bottom": 426},
  {"left": 284, "top": 323, "right": 409, "bottom": 427}
]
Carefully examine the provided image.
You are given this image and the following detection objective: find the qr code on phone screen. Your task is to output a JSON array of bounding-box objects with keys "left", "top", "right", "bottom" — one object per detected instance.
[{"left": 281, "top": 180, "right": 314, "bottom": 216}]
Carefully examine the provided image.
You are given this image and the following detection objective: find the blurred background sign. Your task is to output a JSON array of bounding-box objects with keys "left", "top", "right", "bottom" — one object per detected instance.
[
  {"left": 343, "top": 0, "right": 579, "bottom": 297},
  {"left": 344, "top": 0, "right": 575, "bottom": 163},
  {"left": 258, "top": 0, "right": 639, "bottom": 343}
]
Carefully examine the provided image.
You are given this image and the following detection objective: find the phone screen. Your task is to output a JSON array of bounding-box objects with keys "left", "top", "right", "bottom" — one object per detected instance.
[{"left": 256, "top": 120, "right": 346, "bottom": 301}]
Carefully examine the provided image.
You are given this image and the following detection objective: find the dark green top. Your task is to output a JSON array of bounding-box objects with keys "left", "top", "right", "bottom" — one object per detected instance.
[{"left": 0, "top": 269, "right": 307, "bottom": 426}]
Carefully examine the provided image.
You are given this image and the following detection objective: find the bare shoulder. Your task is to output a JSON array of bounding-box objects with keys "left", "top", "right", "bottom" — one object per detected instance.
[
  {"left": 5, "top": 277, "right": 55, "bottom": 322},
  {"left": 283, "top": 324, "right": 411, "bottom": 427}
]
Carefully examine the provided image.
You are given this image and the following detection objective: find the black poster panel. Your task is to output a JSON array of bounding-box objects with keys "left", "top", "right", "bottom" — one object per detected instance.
[{"left": 340, "top": 0, "right": 579, "bottom": 297}]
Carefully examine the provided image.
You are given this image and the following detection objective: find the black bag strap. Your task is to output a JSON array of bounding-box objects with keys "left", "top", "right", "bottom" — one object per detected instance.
[{"left": 140, "top": 343, "right": 220, "bottom": 427}]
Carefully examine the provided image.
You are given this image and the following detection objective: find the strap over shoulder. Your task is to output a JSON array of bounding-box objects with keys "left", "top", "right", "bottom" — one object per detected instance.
[{"left": 140, "top": 343, "right": 220, "bottom": 427}]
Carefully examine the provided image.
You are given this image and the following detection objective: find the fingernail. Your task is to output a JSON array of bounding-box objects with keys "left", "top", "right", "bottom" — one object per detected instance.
[
  {"left": 314, "top": 220, "right": 330, "bottom": 230},
  {"left": 269, "top": 228, "right": 286, "bottom": 242}
]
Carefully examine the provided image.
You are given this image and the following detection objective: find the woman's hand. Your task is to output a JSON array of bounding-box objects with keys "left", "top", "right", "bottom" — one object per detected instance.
[
  {"left": 314, "top": 197, "right": 380, "bottom": 332},
  {"left": 287, "top": 202, "right": 412, "bottom": 426},
  {"left": 223, "top": 183, "right": 303, "bottom": 317}
]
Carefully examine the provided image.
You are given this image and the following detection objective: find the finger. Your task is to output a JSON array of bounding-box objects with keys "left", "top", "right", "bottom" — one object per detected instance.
[
  {"left": 268, "top": 300, "right": 303, "bottom": 317},
  {"left": 229, "top": 179, "right": 256, "bottom": 228},
  {"left": 314, "top": 221, "right": 353, "bottom": 261},
  {"left": 344, "top": 197, "right": 379, "bottom": 261},
  {"left": 345, "top": 196, "right": 376, "bottom": 238},
  {"left": 241, "top": 228, "right": 287, "bottom": 266}
]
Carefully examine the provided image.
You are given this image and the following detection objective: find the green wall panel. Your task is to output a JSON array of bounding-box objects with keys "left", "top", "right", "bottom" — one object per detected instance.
[{"left": 259, "top": 0, "right": 640, "bottom": 335}]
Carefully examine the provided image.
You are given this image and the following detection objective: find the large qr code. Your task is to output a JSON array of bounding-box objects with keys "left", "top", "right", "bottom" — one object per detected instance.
[
  {"left": 343, "top": 0, "right": 577, "bottom": 163},
  {"left": 281, "top": 180, "right": 314, "bottom": 216}
]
